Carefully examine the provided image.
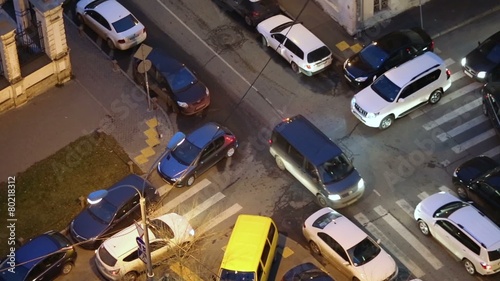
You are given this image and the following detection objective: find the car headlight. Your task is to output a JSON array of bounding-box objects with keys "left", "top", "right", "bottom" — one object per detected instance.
[
  {"left": 177, "top": 101, "right": 188, "bottom": 108},
  {"left": 351, "top": 97, "right": 356, "bottom": 107},
  {"left": 477, "top": 71, "right": 487, "bottom": 79},
  {"left": 453, "top": 168, "right": 458, "bottom": 177},
  {"left": 461, "top": 58, "right": 466, "bottom": 66},
  {"left": 355, "top": 76, "right": 368, "bottom": 82},
  {"left": 366, "top": 112, "right": 379, "bottom": 118},
  {"left": 205, "top": 87, "right": 210, "bottom": 96},
  {"left": 358, "top": 178, "right": 365, "bottom": 189},
  {"left": 328, "top": 194, "right": 341, "bottom": 201}
]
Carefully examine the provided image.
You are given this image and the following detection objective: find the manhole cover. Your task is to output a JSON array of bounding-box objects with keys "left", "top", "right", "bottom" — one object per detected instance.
[{"left": 207, "top": 25, "right": 246, "bottom": 52}]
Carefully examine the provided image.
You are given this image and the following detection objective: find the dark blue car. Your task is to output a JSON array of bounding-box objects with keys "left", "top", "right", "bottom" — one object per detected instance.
[
  {"left": 69, "top": 174, "right": 159, "bottom": 249},
  {"left": 0, "top": 230, "right": 77, "bottom": 281},
  {"left": 282, "top": 263, "right": 335, "bottom": 281}
]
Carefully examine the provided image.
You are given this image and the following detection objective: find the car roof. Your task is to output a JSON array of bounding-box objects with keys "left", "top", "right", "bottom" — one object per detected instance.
[
  {"left": 449, "top": 205, "right": 500, "bottom": 250},
  {"left": 484, "top": 82, "right": 500, "bottom": 100},
  {"left": 281, "top": 23, "right": 327, "bottom": 54},
  {"left": 86, "top": 0, "right": 131, "bottom": 23},
  {"left": 105, "top": 174, "right": 151, "bottom": 206},
  {"left": 384, "top": 51, "right": 443, "bottom": 87},
  {"left": 146, "top": 48, "right": 184, "bottom": 75},
  {"left": 273, "top": 115, "right": 342, "bottom": 166},
  {"left": 186, "top": 122, "right": 224, "bottom": 148},
  {"left": 376, "top": 28, "right": 427, "bottom": 51},
  {"left": 15, "top": 233, "right": 61, "bottom": 269}
]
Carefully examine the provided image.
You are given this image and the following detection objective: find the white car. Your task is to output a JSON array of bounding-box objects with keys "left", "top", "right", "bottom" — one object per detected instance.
[
  {"left": 257, "top": 15, "right": 332, "bottom": 76},
  {"left": 95, "top": 213, "right": 195, "bottom": 281},
  {"left": 303, "top": 207, "right": 398, "bottom": 281},
  {"left": 76, "top": 0, "right": 147, "bottom": 50},
  {"left": 414, "top": 192, "right": 500, "bottom": 276},
  {"left": 351, "top": 51, "right": 451, "bottom": 129}
]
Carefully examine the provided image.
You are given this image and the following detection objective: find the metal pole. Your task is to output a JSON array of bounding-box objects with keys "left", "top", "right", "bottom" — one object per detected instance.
[
  {"left": 140, "top": 197, "right": 154, "bottom": 280},
  {"left": 419, "top": 0, "right": 424, "bottom": 29}
]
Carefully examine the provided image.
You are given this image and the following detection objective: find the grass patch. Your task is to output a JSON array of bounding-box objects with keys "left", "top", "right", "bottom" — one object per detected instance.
[{"left": 0, "top": 131, "right": 142, "bottom": 255}]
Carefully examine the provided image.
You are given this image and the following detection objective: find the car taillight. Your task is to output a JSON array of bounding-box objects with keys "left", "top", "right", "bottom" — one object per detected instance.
[
  {"left": 268, "top": 139, "right": 272, "bottom": 145},
  {"left": 446, "top": 69, "right": 451, "bottom": 80},
  {"left": 143, "top": 28, "right": 147, "bottom": 34},
  {"left": 306, "top": 64, "right": 311, "bottom": 69},
  {"left": 480, "top": 262, "right": 492, "bottom": 270},
  {"left": 430, "top": 41, "right": 435, "bottom": 51},
  {"left": 224, "top": 135, "right": 235, "bottom": 144},
  {"left": 110, "top": 268, "right": 120, "bottom": 275},
  {"left": 252, "top": 11, "right": 260, "bottom": 17},
  {"left": 118, "top": 39, "right": 126, "bottom": 44}
]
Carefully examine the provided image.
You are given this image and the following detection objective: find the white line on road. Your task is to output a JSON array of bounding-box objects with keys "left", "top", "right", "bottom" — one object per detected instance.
[
  {"left": 354, "top": 213, "right": 425, "bottom": 278},
  {"left": 436, "top": 115, "right": 487, "bottom": 141},
  {"left": 450, "top": 71, "right": 466, "bottom": 83},
  {"left": 438, "top": 185, "right": 457, "bottom": 196},
  {"left": 422, "top": 97, "right": 481, "bottom": 130},
  {"left": 483, "top": 145, "right": 500, "bottom": 159},
  {"left": 396, "top": 199, "right": 415, "bottom": 219},
  {"left": 154, "top": 178, "right": 211, "bottom": 215},
  {"left": 451, "top": 129, "right": 496, "bottom": 153},
  {"left": 417, "top": 192, "right": 429, "bottom": 201},
  {"left": 373, "top": 206, "right": 443, "bottom": 270},
  {"left": 198, "top": 203, "right": 242, "bottom": 235},
  {"left": 184, "top": 192, "right": 225, "bottom": 221},
  {"left": 444, "top": 58, "right": 455, "bottom": 67}
]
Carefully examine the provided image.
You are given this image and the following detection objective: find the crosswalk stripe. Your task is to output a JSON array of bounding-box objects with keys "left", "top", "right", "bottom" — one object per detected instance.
[
  {"left": 444, "top": 58, "right": 455, "bottom": 67},
  {"left": 483, "top": 145, "right": 500, "bottom": 158},
  {"left": 198, "top": 203, "right": 242, "bottom": 235},
  {"left": 184, "top": 192, "right": 225, "bottom": 221},
  {"left": 423, "top": 98, "right": 481, "bottom": 130},
  {"left": 450, "top": 71, "right": 465, "bottom": 83},
  {"left": 436, "top": 115, "right": 488, "bottom": 141},
  {"left": 354, "top": 213, "right": 425, "bottom": 278},
  {"left": 451, "top": 129, "right": 496, "bottom": 153},
  {"left": 410, "top": 82, "right": 482, "bottom": 119},
  {"left": 373, "top": 206, "right": 443, "bottom": 270},
  {"left": 417, "top": 192, "right": 429, "bottom": 200},
  {"left": 438, "top": 185, "right": 457, "bottom": 196},
  {"left": 153, "top": 178, "right": 211, "bottom": 215},
  {"left": 396, "top": 199, "right": 415, "bottom": 219}
]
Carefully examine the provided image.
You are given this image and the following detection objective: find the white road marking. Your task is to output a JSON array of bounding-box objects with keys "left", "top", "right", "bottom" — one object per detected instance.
[
  {"left": 444, "top": 58, "right": 455, "bottom": 67},
  {"left": 396, "top": 199, "right": 415, "bottom": 219},
  {"left": 154, "top": 178, "right": 211, "bottom": 215},
  {"left": 354, "top": 213, "right": 425, "bottom": 278},
  {"left": 422, "top": 98, "right": 481, "bottom": 130},
  {"left": 184, "top": 192, "right": 225, "bottom": 221},
  {"left": 438, "top": 185, "right": 457, "bottom": 196},
  {"left": 436, "top": 115, "right": 488, "bottom": 141},
  {"left": 373, "top": 206, "right": 443, "bottom": 270},
  {"left": 483, "top": 145, "right": 500, "bottom": 159},
  {"left": 450, "top": 71, "right": 465, "bottom": 83},
  {"left": 417, "top": 192, "right": 429, "bottom": 201},
  {"left": 198, "top": 203, "right": 242, "bottom": 235},
  {"left": 451, "top": 129, "right": 496, "bottom": 153}
]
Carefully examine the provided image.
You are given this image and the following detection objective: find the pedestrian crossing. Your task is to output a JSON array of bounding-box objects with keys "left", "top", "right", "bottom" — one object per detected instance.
[{"left": 408, "top": 57, "right": 500, "bottom": 162}]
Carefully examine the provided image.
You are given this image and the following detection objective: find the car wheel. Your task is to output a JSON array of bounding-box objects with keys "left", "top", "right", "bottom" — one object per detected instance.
[
  {"left": 291, "top": 62, "right": 300, "bottom": 74},
  {"left": 379, "top": 115, "right": 394, "bottom": 130},
  {"left": 123, "top": 271, "right": 139, "bottom": 281},
  {"left": 185, "top": 175, "right": 195, "bottom": 187},
  {"left": 429, "top": 89, "right": 443, "bottom": 104},
  {"left": 316, "top": 194, "right": 329, "bottom": 208},
  {"left": 456, "top": 185, "right": 469, "bottom": 200},
  {"left": 260, "top": 35, "right": 268, "bottom": 47},
  {"left": 482, "top": 101, "right": 488, "bottom": 116},
  {"left": 275, "top": 156, "right": 285, "bottom": 171},
  {"left": 226, "top": 147, "right": 235, "bottom": 157},
  {"left": 463, "top": 259, "right": 476, "bottom": 275},
  {"left": 106, "top": 38, "right": 115, "bottom": 49},
  {"left": 244, "top": 15, "right": 253, "bottom": 26},
  {"left": 417, "top": 219, "right": 430, "bottom": 236},
  {"left": 309, "top": 241, "right": 321, "bottom": 255},
  {"left": 61, "top": 262, "right": 74, "bottom": 275}
]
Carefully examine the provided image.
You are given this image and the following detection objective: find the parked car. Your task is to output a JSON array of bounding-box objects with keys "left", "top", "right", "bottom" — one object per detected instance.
[
  {"left": 157, "top": 122, "right": 238, "bottom": 187},
  {"left": 269, "top": 115, "right": 364, "bottom": 208},
  {"left": 0, "top": 230, "right": 77, "bottom": 281},
  {"left": 132, "top": 48, "right": 211, "bottom": 115},
  {"left": 414, "top": 192, "right": 500, "bottom": 275},
  {"left": 452, "top": 155, "right": 500, "bottom": 225},
  {"left": 343, "top": 27, "right": 434, "bottom": 88},
  {"left": 461, "top": 31, "right": 500, "bottom": 82},
  {"left": 215, "top": 0, "right": 281, "bottom": 26},
  {"left": 95, "top": 213, "right": 194, "bottom": 281},
  {"left": 351, "top": 51, "right": 451, "bottom": 129},
  {"left": 303, "top": 207, "right": 398, "bottom": 281},
  {"left": 69, "top": 174, "right": 160, "bottom": 250},
  {"left": 482, "top": 82, "right": 500, "bottom": 136},
  {"left": 76, "top": 0, "right": 147, "bottom": 50},
  {"left": 282, "top": 262, "right": 335, "bottom": 281},
  {"left": 257, "top": 15, "right": 332, "bottom": 76}
]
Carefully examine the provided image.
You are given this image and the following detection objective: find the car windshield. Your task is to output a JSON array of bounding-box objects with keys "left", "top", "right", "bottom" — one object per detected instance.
[
  {"left": 149, "top": 219, "right": 174, "bottom": 239},
  {"left": 307, "top": 46, "right": 331, "bottom": 63},
  {"left": 88, "top": 199, "right": 117, "bottom": 224},
  {"left": 166, "top": 66, "right": 197, "bottom": 93},
  {"left": 485, "top": 43, "right": 500, "bottom": 64},
  {"left": 219, "top": 269, "right": 255, "bottom": 281},
  {"left": 171, "top": 139, "right": 201, "bottom": 166},
  {"left": 312, "top": 210, "right": 343, "bottom": 229},
  {"left": 347, "top": 237, "right": 381, "bottom": 267},
  {"left": 371, "top": 75, "right": 401, "bottom": 102},
  {"left": 112, "top": 14, "right": 139, "bottom": 33},
  {"left": 318, "top": 154, "right": 354, "bottom": 184},
  {"left": 270, "top": 21, "right": 296, "bottom": 33},
  {"left": 433, "top": 201, "right": 468, "bottom": 218},
  {"left": 359, "top": 44, "right": 390, "bottom": 69}
]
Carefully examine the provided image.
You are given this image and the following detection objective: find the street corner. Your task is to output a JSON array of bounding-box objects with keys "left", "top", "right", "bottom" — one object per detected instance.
[
  {"left": 133, "top": 117, "right": 164, "bottom": 166},
  {"left": 335, "top": 40, "right": 363, "bottom": 57}
]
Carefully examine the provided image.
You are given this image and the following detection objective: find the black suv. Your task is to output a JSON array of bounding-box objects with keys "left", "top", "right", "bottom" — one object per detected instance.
[
  {"left": 461, "top": 31, "right": 500, "bottom": 83},
  {"left": 452, "top": 155, "right": 500, "bottom": 225},
  {"left": 215, "top": 0, "right": 281, "bottom": 26},
  {"left": 343, "top": 27, "right": 433, "bottom": 88},
  {"left": 482, "top": 82, "right": 500, "bottom": 136}
]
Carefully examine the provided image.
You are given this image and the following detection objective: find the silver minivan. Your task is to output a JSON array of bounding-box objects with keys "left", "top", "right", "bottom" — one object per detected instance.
[{"left": 269, "top": 115, "right": 365, "bottom": 208}]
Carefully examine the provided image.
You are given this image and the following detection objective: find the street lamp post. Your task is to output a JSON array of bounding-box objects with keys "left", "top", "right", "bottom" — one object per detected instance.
[{"left": 87, "top": 185, "right": 154, "bottom": 281}]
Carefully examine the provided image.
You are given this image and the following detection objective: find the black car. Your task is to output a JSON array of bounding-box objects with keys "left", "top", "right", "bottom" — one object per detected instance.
[
  {"left": 282, "top": 263, "right": 335, "bottom": 281},
  {"left": 452, "top": 155, "right": 500, "bottom": 225},
  {"left": 69, "top": 174, "right": 159, "bottom": 249},
  {"left": 133, "top": 48, "right": 211, "bottom": 115},
  {"left": 461, "top": 31, "right": 500, "bottom": 82},
  {"left": 343, "top": 27, "right": 434, "bottom": 88},
  {"left": 158, "top": 122, "right": 238, "bottom": 187},
  {"left": 0, "top": 230, "right": 77, "bottom": 281},
  {"left": 482, "top": 82, "right": 500, "bottom": 136},
  {"left": 215, "top": 0, "right": 281, "bottom": 26}
]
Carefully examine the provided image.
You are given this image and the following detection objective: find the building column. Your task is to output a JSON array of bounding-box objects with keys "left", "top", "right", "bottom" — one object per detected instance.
[
  {"left": 13, "top": 0, "right": 31, "bottom": 32},
  {"left": 30, "top": 0, "right": 71, "bottom": 84}
]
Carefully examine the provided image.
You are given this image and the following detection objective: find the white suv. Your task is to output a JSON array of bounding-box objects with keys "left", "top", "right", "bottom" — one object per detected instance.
[
  {"left": 351, "top": 51, "right": 451, "bottom": 129},
  {"left": 257, "top": 15, "right": 332, "bottom": 76},
  {"left": 414, "top": 192, "right": 500, "bottom": 276}
]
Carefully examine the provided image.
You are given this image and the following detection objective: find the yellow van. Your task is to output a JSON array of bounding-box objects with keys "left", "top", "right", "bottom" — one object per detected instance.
[{"left": 218, "top": 215, "right": 279, "bottom": 281}]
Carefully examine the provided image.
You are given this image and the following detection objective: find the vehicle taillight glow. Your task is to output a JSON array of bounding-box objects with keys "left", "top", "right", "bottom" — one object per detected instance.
[
  {"left": 430, "top": 41, "right": 435, "bottom": 51},
  {"left": 306, "top": 64, "right": 311, "bottom": 69},
  {"left": 110, "top": 268, "right": 120, "bottom": 275},
  {"left": 268, "top": 139, "right": 272, "bottom": 145},
  {"left": 252, "top": 11, "right": 260, "bottom": 17},
  {"left": 446, "top": 69, "right": 451, "bottom": 79},
  {"left": 480, "top": 262, "right": 492, "bottom": 270},
  {"left": 118, "top": 39, "right": 125, "bottom": 44},
  {"left": 224, "top": 135, "right": 235, "bottom": 144}
]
